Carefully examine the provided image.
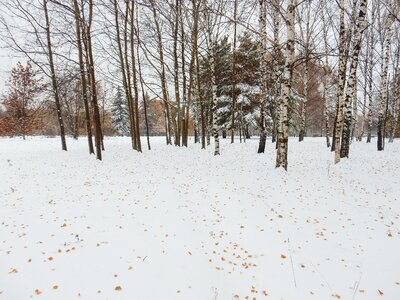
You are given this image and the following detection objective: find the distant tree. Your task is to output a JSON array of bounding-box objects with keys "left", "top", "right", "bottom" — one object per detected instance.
[
  {"left": 111, "top": 86, "right": 130, "bottom": 136},
  {"left": 235, "top": 33, "right": 261, "bottom": 139},
  {"left": 0, "top": 107, "right": 12, "bottom": 136},
  {"left": 56, "top": 71, "right": 83, "bottom": 140},
  {"left": 1, "top": 61, "right": 43, "bottom": 139}
]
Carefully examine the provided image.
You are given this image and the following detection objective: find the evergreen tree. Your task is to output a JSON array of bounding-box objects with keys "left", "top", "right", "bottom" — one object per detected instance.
[
  {"left": 111, "top": 86, "right": 129, "bottom": 136},
  {"left": 234, "top": 32, "right": 262, "bottom": 134},
  {"left": 199, "top": 33, "right": 262, "bottom": 136}
]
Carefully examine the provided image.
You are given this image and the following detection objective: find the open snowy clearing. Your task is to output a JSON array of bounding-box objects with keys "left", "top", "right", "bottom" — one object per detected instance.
[{"left": 0, "top": 137, "right": 399, "bottom": 300}]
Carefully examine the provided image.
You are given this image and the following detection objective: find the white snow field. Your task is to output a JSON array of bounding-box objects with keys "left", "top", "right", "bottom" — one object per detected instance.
[{"left": 0, "top": 137, "right": 399, "bottom": 300}]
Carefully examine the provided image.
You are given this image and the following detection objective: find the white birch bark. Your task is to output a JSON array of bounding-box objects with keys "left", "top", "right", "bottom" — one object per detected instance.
[
  {"left": 333, "top": 0, "right": 347, "bottom": 163},
  {"left": 257, "top": 0, "right": 268, "bottom": 153},
  {"left": 366, "top": 6, "right": 376, "bottom": 143},
  {"left": 321, "top": 6, "right": 331, "bottom": 148},
  {"left": 276, "top": 0, "right": 296, "bottom": 170},
  {"left": 207, "top": 17, "right": 220, "bottom": 156},
  {"left": 339, "top": 0, "right": 368, "bottom": 158},
  {"left": 377, "top": 7, "right": 394, "bottom": 151}
]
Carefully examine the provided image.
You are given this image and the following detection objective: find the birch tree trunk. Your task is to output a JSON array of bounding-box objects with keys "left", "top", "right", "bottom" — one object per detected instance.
[
  {"left": 351, "top": 81, "right": 358, "bottom": 142},
  {"left": 366, "top": 6, "right": 376, "bottom": 143},
  {"left": 271, "top": 0, "right": 280, "bottom": 146},
  {"left": 298, "top": 0, "right": 312, "bottom": 143},
  {"left": 276, "top": 0, "right": 296, "bottom": 170},
  {"left": 377, "top": 11, "right": 393, "bottom": 151},
  {"left": 299, "top": 58, "right": 308, "bottom": 142},
  {"left": 185, "top": 0, "right": 199, "bottom": 147},
  {"left": 207, "top": 21, "right": 220, "bottom": 155},
  {"left": 257, "top": 0, "right": 267, "bottom": 153},
  {"left": 360, "top": 44, "right": 369, "bottom": 141},
  {"left": 333, "top": 0, "right": 347, "bottom": 162},
  {"left": 340, "top": 0, "right": 368, "bottom": 158},
  {"left": 323, "top": 75, "right": 331, "bottom": 148},
  {"left": 321, "top": 8, "right": 331, "bottom": 148},
  {"left": 195, "top": 16, "right": 206, "bottom": 149}
]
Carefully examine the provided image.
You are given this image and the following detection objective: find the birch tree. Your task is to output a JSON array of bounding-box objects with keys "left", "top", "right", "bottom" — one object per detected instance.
[
  {"left": 377, "top": 2, "right": 394, "bottom": 151},
  {"left": 276, "top": 0, "right": 296, "bottom": 170},
  {"left": 340, "top": 0, "right": 368, "bottom": 158},
  {"left": 332, "top": 0, "right": 347, "bottom": 161},
  {"left": 257, "top": 0, "right": 267, "bottom": 153},
  {"left": 206, "top": 7, "right": 220, "bottom": 155},
  {"left": 366, "top": 4, "right": 377, "bottom": 143}
]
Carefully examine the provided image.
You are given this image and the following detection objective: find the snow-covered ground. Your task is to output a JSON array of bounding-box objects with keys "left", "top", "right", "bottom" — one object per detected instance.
[{"left": 0, "top": 136, "right": 399, "bottom": 300}]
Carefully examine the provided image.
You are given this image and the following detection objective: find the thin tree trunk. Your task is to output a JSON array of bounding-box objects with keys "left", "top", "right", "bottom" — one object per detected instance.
[
  {"left": 299, "top": 58, "right": 308, "bottom": 142},
  {"left": 180, "top": 0, "right": 188, "bottom": 147},
  {"left": 366, "top": 7, "right": 376, "bottom": 143},
  {"left": 195, "top": 26, "right": 206, "bottom": 149},
  {"left": 390, "top": 43, "right": 400, "bottom": 142},
  {"left": 73, "top": 0, "right": 94, "bottom": 155},
  {"left": 185, "top": 0, "right": 199, "bottom": 147},
  {"left": 377, "top": 11, "right": 393, "bottom": 151},
  {"left": 351, "top": 80, "right": 358, "bottom": 142},
  {"left": 276, "top": 0, "right": 296, "bottom": 170},
  {"left": 112, "top": 0, "right": 135, "bottom": 150},
  {"left": 321, "top": 10, "right": 331, "bottom": 148},
  {"left": 257, "top": 0, "right": 267, "bottom": 153},
  {"left": 207, "top": 18, "right": 220, "bottom": 155},
  {"left": 43, "top": 0, "right": 67, "bottom": 151},
  {"left": 121, "top": 3, "right": 137, "bottom": 150},
  {"left": 135, "top": 5, "right": 151, "bottom": 151},
  {"left": 271, "top": 0, "right": 280, "bottom": 147},
  {"left": 85, "top": 0, "right": 102, "bottom": 160},
  {"left": 129, "top": 2, "right": 142, "bottom": 152},
  {"left": 172, "top": 0, "right": 181, "bottom": 146},
  {"left": 149, "top": 0, "right": 172, "bottom": 145},
  {"left": 359, "top": 41, "right": 369, "bottom": 141},
  {"left": 230, "top": 0, "right": 238, "bottom": 144}
]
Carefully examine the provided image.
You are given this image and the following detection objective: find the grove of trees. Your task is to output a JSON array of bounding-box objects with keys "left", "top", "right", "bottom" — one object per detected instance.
[{"left": 0, "top": 0, "right": 399, "bottom": 170}]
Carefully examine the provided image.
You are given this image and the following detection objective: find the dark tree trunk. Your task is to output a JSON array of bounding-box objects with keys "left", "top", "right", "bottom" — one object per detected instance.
[
  {"left": 73, "top": 0, "right": 94, "bottom": 155},
  {"left": 43, "top": 0, "right": 67, "bottom": 151}
]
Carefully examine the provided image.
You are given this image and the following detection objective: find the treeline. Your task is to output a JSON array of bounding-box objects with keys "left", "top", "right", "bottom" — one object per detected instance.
[{"left": 0, "top": 0, "right": 399, "bottom": 169}]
